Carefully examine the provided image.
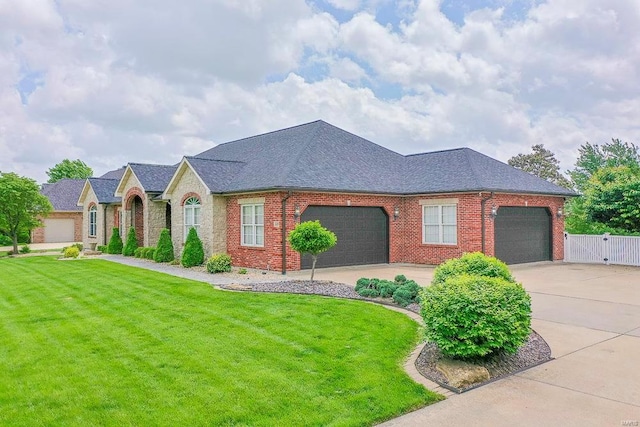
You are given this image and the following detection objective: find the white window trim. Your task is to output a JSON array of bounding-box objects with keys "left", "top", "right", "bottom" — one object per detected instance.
[
  {"left": 184, "top": 197, "right": 201, "bottom": 242},
  {"left": 89, "top": 206, "right": 97, "bottom": 237},
  {"left": 422, "top": 204, "right": 457, "bottom": 245},
  {"left": 241, "top": 203, "right": 264, "bottom": 247}
]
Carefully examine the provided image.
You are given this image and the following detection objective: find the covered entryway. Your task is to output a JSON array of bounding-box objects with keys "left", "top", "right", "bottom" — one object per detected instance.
[
  {"left": 43, "top": 218, "right": 75, "bottom": 243},
  {"left": 300, "top": 206, "right": 389, "bottom": 269},
  {"left": 494, "top": 207, "right": 551, "bottom": 264},
  {"left": 128, "top": 195, "right": 144, "bottom": 245}
]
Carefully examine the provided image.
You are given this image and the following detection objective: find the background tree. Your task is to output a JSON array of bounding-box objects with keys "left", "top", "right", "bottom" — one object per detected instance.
[
  {"left": 0, "top": 172, "right": 52, "bottom": 253},
  {"left": 508, "top": 144, "right": 572, "bottom": 188},
  {"left": 568, "top": 139, "right": 639, "bottom": 192},
  {"left": 288, "top": 220, "right": 337, "bottom": 281},
  {"left": 582, "top": 166, "right": 640, "bottom": 233},
  {"left": 46, "top": 159, "right": 93, "bottom": 183}
]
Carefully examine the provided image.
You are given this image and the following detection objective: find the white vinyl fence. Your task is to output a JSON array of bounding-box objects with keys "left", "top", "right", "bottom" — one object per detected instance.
[{"left": 564, "top": 232, "right": 640, "bottom": 266}]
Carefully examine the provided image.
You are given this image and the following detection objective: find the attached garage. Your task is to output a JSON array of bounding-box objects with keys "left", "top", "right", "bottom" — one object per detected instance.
[
  {"left": 494, "top": 207, "right": 552, "bottom": 264},
  {"left": 43, "top": 218, "right": 75, "bottom": 243},
  {"left": 300, "top": 206, "right": 389, "bottom": 269}
]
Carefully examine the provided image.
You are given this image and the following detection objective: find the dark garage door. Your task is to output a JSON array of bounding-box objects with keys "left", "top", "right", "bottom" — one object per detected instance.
[
  {"left": 494, "top": 207, "right": 551, "bottom": 264},
  {"left": 300, "top": 206, "right": 389, "bottom": 269}
]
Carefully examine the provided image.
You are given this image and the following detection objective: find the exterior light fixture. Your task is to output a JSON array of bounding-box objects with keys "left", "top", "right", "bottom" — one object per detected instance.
[
  {"left": 491, "top": 206, "right": 498, "bottom": 218},
  {"left": 293, "top": 205, "right": 301, "bottom": 221},
  {"left": 393, "top": 206, "right": 400, "bottom": 220},
  {"left": 557, "top": 206, "right": 564, "bottom": 218}
]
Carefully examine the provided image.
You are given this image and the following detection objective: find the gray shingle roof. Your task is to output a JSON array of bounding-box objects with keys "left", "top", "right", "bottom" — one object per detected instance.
[
  {"left": 100, "top": 168, "right": 126, "bottom": 180},
  {"left": 129, "top": 163, "right": 177, "bottom": 193},
  {"left": 194, "top": 120, "right": 575, "bottom": 196},
  {"left": 41, "top": 179, "right": 85, "bottom": 211},
  {"left": 186, "top": 157, "right": 246, "bottom": 193},
  {"left": 88, "top": 178, "right": 121, "bottom": 204}
]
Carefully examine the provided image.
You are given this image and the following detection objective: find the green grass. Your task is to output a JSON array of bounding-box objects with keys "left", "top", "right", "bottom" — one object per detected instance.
[{"left": 0, "top": 257, "right": 441, "bottom": 426}]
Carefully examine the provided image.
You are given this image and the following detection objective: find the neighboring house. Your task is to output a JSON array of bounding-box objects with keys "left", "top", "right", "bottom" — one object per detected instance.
[
  {"left": 79, "top": 120, "right": 575, "bottom": 270},
  {"left": 32, "top": 179, "right": 85, "bottom": 243}
]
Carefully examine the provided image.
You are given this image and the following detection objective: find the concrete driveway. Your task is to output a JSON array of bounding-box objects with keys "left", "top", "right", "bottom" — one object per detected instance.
[{"left": 292, "top": 262, "right": 640, "bottom": 426}]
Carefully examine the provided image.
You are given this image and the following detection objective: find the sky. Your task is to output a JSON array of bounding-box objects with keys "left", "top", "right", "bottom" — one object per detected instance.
[{"left": 1, "top": 0, "right": 639, "bottom": 183}]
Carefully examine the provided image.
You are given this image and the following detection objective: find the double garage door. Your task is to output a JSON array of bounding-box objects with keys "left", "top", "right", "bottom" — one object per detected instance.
[
  {"left": 494, "top": 207, "right": 552, "bottom": 264},
  {"left": 300, "top": 206, "right": 389, "bottom": 269}
]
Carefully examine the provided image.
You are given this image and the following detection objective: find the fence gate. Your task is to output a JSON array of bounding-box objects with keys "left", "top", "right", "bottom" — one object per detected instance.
[{"left": 564, "top": 232, "right": 640, "bottom": 266}]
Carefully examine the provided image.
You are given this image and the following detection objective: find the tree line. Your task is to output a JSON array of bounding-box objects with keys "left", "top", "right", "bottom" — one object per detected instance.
[{"left": 508, "top": 139, "right": 640, "bottom": 235}]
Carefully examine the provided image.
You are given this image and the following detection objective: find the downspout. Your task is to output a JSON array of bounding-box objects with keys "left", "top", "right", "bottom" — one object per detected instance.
[
  {"left": 281, "top": 191, "right": 293, "bottom": 275},
  {"left": 480, "top": 192, "right": 494, "bottom": 254},
  {"left": 103, "top": 204, "right": 108, "bottom": 246}
]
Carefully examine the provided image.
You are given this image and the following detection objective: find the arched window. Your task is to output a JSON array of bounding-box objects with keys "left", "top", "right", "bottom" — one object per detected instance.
[
  {"left": 184, "top": 197, "right": 201, "bottom": 241},
  {"left": 89, "top": 205, "right": 98, "bottom": 237}
]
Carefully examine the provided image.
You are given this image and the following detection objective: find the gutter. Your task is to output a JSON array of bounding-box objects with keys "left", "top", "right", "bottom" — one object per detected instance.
[
  {"left": 103, "top": 204, "right": 108, "bottom": 246},
  {"left": 480, "top": 192, "right": 494, "bottom": 254},
  {"left": 281, "top": 191, "right": 293, "bottom": 275}
]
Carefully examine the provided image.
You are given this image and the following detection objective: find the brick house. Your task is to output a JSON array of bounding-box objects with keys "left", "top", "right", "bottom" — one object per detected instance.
[
  {"left": 32, "top": 179, "right": 85, "bottom": 243},
  {"left": 79, "top": 120, "right": 575, "bottom": 270}
]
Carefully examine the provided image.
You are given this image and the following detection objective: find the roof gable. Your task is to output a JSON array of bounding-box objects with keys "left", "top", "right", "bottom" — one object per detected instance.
[{"left": 115, "top": 163, "right": 177, "bottom": 196}]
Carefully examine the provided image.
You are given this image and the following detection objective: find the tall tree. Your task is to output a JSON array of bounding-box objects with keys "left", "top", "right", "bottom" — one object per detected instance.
[
  {"left": 0, "top": 172, "right": 53, "bottom": 253},
  {"left": 507, "top": 144, "right": 572, "bottom": 188},
  {"left": 583, "top": 166, "right": 640, "bottom": 233},
  {"left": 568, "top": 139, "right": 640, "bottom": 192},
  {"left": 46, "top": 159, "right": 93, "bottom": 183}
]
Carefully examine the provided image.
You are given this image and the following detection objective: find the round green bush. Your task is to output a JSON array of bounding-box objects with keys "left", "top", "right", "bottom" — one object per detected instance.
[
  {"left": 63, "top": 246, "right": 80, "bottom": 258},
  {"left": 134, "top": 247, "right": 144, "bottom": 258},
  {"left": 206, "top": 253, "right": 232, "bottom": 273},
  {"left": 392, "top": 280, "right": 422, "bottom": 306},
  {"left": 432, "top": 252, "right": 515, "bottom": 285},
  {"left": 420, "top": 275, "right": 531, "bottom": 359}
]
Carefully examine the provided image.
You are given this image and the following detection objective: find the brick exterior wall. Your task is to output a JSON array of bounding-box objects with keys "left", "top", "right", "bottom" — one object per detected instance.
[
  {"left": 120, "top": 172, "right": 168, "bottom": 247},
  {"left": 224, "top": 191, "right": 566, "bottom": 272},
  {"left": 77, "top": 185, "right": 119, "bottom": 249},
  {"left": 31, "top": 211, "right": 83, "bottom": 243}
]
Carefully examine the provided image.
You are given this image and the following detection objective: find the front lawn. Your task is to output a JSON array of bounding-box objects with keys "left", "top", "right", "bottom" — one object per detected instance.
[{"left": 0, "top": 257, "right": 441, "bottom": 426}]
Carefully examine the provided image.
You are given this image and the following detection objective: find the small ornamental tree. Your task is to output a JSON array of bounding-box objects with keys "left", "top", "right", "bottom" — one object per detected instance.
[
  {"left": 154, "top": 228, "right": 175, "bottom": 263},
  {"left": 288, "top": 220, "right": 337, "bottom": 281},
  {"left": 122, "top": 227, "right": 138, "bottom": 256},
  {"left": 181, "top": 227, "right": 204, "bottom": 267},
  {"left": 107, "top": 227, "right": 123, "bottom": 254}
]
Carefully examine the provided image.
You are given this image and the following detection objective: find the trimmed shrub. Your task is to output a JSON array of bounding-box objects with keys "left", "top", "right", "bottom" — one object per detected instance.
[
  {"left": 154, "top": 228, "right": 174, "bottom": 263},
  {"left": 107, "top": 228, "right": 123, "bottom": 254},
  {"left": 19, "top": 245, "right": 31, "bottom": 254},
  {"left": 392, "top": 280, "right": 422, "bottom": 307},
  {"left": 134, "top": 247, "right": 144, "bottom": 258},
  {"left": 122, "top": 227, "right": 138, "bottom": 256},
  {"left": 420, "top": 274, "right": 532, "bottom": 359},
  {"left": 63, "top": 246, "right": 80, "bottom": 258},
  {"left": 432, "top": 252, "right": 515, "bottom": 285},
  {"left": 97, "top": 245, "right": 107, "bottom": 253},
  {"left": 206, "top": 253, "right": 232, "bottom": 273},
  {"left": 378, "top": 280, "right": 399, "bottom": 298},
  {"left": 394, "top": 274, "right": 407, "bottom": 284},
  {"left": 355, "top": 278, "right": 380, "bottom": 297},
  {"left": 72, "top": 243, "right": 83, "bottom": 251},
  {"left": 145, "top": 247, "right": 156, "bottom": 260},
  {"left": 181, "top": 228, "right": 204, "bottom": 268}
]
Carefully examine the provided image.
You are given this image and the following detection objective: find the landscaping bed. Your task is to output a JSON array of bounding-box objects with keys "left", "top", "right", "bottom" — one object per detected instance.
[{"left": 415, "top": 331, "right": 552, "bottom": 393}]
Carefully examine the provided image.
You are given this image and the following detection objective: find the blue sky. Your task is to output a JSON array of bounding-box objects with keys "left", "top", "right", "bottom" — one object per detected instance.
[{"left": 1, "top": 0, "right": 639, "bottom": 182}]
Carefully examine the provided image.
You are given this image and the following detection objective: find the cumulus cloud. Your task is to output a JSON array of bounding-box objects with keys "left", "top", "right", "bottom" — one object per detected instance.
[{"left": 1, "top": 0, "right": 639, "bottom": 182}]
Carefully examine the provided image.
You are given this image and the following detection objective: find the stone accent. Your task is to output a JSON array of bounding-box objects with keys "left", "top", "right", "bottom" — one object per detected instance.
[
  {"left": 167, "top": 165, "right": 227, "bottom": 259},
  {"left": 119, "top": 172, "right": 168, "bottom": 247},
  {"left": 436, "top": 358, "right": 490, "bottom": 389}
]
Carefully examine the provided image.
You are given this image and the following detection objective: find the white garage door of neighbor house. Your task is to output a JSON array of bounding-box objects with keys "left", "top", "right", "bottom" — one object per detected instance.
[{"left": 44, "top": 219, "right": 75, "bottom": 243}]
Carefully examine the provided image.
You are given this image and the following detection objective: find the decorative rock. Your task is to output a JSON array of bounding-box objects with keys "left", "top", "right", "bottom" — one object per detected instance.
[{"left": 436, "top": 358, "right": 490, "bottom": 389}]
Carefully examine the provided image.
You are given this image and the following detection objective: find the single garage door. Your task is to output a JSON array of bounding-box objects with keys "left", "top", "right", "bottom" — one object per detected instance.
[
  {"left": 44, "top": 218, "right": 75, "bottom": 243},
  {"left": 300, "top": 206, "right": 389, "bottom": 269},
  {"left": 494, "top": 207, "right": 551, "bottom": 264}
]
